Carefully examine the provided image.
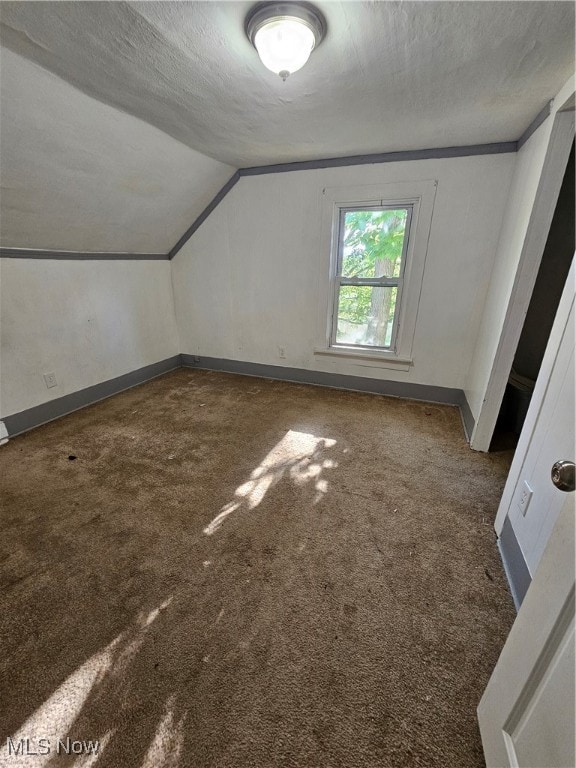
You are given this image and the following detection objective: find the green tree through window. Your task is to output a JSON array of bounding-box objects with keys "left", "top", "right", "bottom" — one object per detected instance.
[{"left": 335, "top": 207, "right": 409, "bottom": 348}]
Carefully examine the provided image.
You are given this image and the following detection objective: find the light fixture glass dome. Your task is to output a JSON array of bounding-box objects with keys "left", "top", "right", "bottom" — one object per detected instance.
[
  {"left": 246, "top": 3, "right": 326, "bottom": 81},
  {"left": 254, "top": 18, "right": 315, "bottom": 79}
]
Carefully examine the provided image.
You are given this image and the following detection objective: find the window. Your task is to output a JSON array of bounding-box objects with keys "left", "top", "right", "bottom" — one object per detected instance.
[
  {"left": 316, "top": 181, "right": 436, "bottom": 368},
  {"left": 331, "top": 206, "right": 412, "bottom": 351}
]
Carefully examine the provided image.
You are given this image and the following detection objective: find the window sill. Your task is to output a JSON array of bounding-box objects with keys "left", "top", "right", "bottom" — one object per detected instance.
[{"left": 313, "top": 346, "right": 413, "bottom": 371}]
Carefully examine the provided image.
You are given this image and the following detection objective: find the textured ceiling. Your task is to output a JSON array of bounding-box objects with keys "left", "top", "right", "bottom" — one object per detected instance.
[
  {"left": 1, "top": 1, "right": 574, "bottom": 168},
  {"left": 0, "top": 1, "right": 574, "bottom": 252},
  {"left": 0, "top": 48, "right": 234, "bottom": 252}
]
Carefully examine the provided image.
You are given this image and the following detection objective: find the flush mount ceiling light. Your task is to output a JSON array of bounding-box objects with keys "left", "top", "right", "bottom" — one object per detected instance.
[{"left": 246, "top": 2, "right": 326, "bottom": 81}]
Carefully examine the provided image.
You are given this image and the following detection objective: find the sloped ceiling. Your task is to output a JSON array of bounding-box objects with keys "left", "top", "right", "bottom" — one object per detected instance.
[
  {"left": 0, "top": 1, "right": 574, "bottom": 252},
  {"left": 0, "top": 48, "right": 234, "bottom": 253}
]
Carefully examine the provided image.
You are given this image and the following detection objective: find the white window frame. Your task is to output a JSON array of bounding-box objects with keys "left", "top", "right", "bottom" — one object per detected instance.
[
  {"left": 315, "top": 180, "right": 437, "bottom": 370},
  {"left": 330, "top": 203, "right": 414, "bottom": 353}
]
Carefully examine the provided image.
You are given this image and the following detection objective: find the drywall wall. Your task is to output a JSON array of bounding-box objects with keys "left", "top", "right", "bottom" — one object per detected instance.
[
  {"left": 513, "top": 143, "right": 574, "bottom": 382},
  {"left": 0, "top": 48, "right": 235, "bottom": 253},
  {"left": 172, "top": 153, "right": 515, "bottom": 391},
  {"left": 464, "top": 77, "right": 575, "bottom": 436},
  {"left": 463, "top": 119, "right": 555, "bottom": 420},
  {"left": 0, "top": 258, "right": 179, "bottom": 418}
]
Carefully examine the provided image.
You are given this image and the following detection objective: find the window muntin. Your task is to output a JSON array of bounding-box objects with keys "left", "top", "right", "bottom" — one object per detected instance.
[{"left": 331, "top": 205, "right": 413, "bottom": 351}]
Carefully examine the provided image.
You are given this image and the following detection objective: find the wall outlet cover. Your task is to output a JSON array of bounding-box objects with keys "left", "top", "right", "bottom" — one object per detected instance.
[{"left": 43, "top": 372, "right": 58, "bottom": 389}]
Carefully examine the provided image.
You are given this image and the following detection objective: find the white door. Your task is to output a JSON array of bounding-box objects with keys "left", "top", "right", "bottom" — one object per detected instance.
[
  {"left": 508, "top": 303, "right": 573, "bottom": 575},
  {"left": 477, "top": 492, "right": 575, "bottom": 768},
  {"left": 494, "top": 258, "right": 575, "bottom": 578}
]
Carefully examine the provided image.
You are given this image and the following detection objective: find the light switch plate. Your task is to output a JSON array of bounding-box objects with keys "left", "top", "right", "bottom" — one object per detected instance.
[{"left": 517, "top": 479, "right": 533, "bottom": 517}]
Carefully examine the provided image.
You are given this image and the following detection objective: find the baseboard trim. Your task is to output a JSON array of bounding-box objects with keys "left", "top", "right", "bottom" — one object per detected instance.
[
  {"left": 459, "top": 392, "right": 476, "bottom": 442},
  {"left": 2, "top": 356, "right": 182, "bottom": 437},
  {"left": 498, "top": 516, "right": 532, "bottom": 610},
  {"left": 181, "top": 354, "right": 463, "bottom": 405},
  {"left": 4, "top": 354, "right": 470, "bottom": 438}
]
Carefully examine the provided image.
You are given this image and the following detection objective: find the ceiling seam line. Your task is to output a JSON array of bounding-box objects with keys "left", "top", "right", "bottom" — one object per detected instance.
[
  {"left": 0, "top": 249, "right": 169, "bottom": 260},
  {"left": 517, "top": 100, "right": 553, "bottom": 149},
  {"left": 10, "top": 116, "right": 561, "bottom": 261},
  {"left": 168, "top": 141, "right": 518, "bottom": 259}
]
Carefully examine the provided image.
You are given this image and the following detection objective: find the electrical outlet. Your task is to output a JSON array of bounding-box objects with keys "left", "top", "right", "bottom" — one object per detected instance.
[
  {"left": 43, "top": 372, "right": 58, "bottom": 389},
  {"left": 517, "top": 480, "right": 533, "bottom": 517},
  {"left": 278, "top": 346, "right": 286, "bottom": 359}
]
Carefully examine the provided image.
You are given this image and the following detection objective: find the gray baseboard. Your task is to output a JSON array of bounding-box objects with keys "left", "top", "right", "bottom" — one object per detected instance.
[
  {"left": 2, "top": 356, "right": 182, "bottom": 437},
  {"left": 180, "top": 354, "right": 463, "bottom": 405},
  {"left": 459, "top": 392, "right": 476, "bottom": 442},
  {"left": 4, "top": 353, "right": 472, "bottom": 440},
  {"left": 498, "top": 516, "right": 532, "bottom": 610}
]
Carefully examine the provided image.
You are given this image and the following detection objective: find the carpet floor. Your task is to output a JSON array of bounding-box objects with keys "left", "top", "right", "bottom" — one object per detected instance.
[{"left": 0, "top": 369, "right": 516, "bottom": 768}]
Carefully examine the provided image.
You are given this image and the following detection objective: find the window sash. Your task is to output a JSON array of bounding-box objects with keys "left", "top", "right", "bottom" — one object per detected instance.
[
  {"left": 339, "top": 277, "right": 400, "bottom": 287},
  {"left": 336, "top": 204, "right": 413, "bottom": 279},
  {"left": 330, "top": 204, "right": 413, "bottom": 351},
  {"left": 332, "top": 284, "right": 402, "bottom": 351}
]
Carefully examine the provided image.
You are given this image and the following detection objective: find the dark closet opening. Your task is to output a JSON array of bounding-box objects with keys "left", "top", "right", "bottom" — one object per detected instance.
[{"left": 491, "top": 141, "right": 575, "bottom": 452}]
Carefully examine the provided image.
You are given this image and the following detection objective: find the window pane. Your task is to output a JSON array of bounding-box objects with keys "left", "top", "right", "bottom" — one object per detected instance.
[
  {"left": 341, "top": 209, "right": 408, "bottom": 279},
  {"left": 336, "top": 285, "right": 398, "bottom": 348}
]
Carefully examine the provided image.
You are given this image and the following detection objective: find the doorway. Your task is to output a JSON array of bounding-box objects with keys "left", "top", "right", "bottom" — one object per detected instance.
[{"left": 491, "top": 142, "right": 575, "bottom": 452}]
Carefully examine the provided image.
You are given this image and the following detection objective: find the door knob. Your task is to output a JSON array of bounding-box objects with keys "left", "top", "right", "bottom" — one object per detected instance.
[{"left": 551, "top": 461, "right": 575, "bottom": 492}]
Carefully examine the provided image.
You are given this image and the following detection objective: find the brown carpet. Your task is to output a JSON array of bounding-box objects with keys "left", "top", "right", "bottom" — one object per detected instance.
[{"left": 0, "top": 369, "right": 516, "bottom": 768}]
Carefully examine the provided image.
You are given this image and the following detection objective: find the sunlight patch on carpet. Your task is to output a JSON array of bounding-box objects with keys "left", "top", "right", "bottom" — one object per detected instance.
[
  {"left": 203, "top": 430, "right": 338, "bottom": 535},
  {"left": 1, "top": 598, "right": 174, "bottom": 768},
  {"left": 1, "top": 638, "right": 120, "bottom": 768},
  {"left": 139, "top": 694, "right": 185, "bottom": 768}
]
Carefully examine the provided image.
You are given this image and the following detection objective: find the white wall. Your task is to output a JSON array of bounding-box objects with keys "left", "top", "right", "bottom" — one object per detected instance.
[
  {"left": 464, "top": 124, "right": 556, "bottom": 420},
  {"left": 464, "top": 77, "right": 575, "bottom": 429},
  {"left": 0, "top": 48, "right": 235, "bottom": 254},
  {"left": 172, "top": 154, "right": 515, "bottom": 391},
  {"left": 0, "top": 258, "right": 179, "bottom": 418}
]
